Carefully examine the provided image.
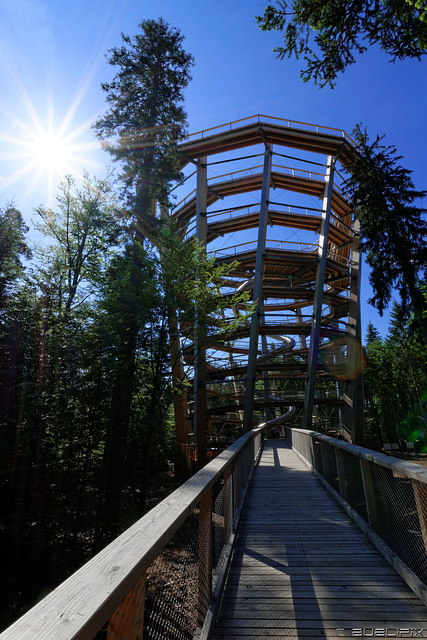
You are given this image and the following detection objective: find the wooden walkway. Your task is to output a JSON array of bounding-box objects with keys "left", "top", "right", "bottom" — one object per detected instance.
[{"left": 212, "top": 440, "right": 427, "bottom": 639}]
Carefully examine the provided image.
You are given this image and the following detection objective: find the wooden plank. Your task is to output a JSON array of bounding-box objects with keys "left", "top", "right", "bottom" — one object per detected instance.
[
  {"left": 221, "top": 587, "right": 408, "bottom": 596},
  {"left": 219, "top": 601, "right": 426, "bottom": 613},
  {"left": 216, "top": 610, "right": 427, "bottom": 621}
]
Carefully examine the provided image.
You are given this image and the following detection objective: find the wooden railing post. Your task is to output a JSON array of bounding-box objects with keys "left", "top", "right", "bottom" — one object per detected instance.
[
  {"left": 320, "top": 441, "right": 330, "bottom": 480},
  {"left": 413, "top": 480, "right": 427, "bottom": 554},
  {"left": 107, "top": 574, "right": 146, "bottom": 640},
  {"left": 335, "top": 447, "right": 348, "bottom": 502},
  {"left": 198, "top": 489, "right": 213, "bottom": 625},
  {"left": 360, "top": 458, "right": 381, "bottom": 533},
  {"left": 224, "top": 466, "right": 233, "bottom": 542}
]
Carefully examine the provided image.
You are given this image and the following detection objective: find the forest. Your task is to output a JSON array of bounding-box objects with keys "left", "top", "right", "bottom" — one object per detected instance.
[{"left": 1, "top": 7, "right": 427, "bottom": 631}]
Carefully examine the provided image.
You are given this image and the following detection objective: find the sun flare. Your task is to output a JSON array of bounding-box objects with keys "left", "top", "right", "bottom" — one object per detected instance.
[
  {"left": 0, "top": 114, "right": 102, "bottom": 205},
  {"left": 0, "top": 56, "right": 105, "bottom": 207}
]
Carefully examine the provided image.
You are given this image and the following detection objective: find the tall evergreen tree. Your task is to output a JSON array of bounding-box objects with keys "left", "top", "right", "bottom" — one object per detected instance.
[
  {"left": 0, "top": 205, "right": 31, "bottom": 310},
  {"left": 344, "top": 125, "right": 427, "bottom": 341},
  {"left": 93, "top": 18, "right": 194, "bottom": 238},
  {"left": 92, "top": 19, "right": 194, "bottom": 539}
]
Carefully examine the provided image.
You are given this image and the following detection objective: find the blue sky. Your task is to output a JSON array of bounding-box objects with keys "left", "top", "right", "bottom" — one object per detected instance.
[{"left": 0, "top": 0, "right": 426, "bottom": 337}]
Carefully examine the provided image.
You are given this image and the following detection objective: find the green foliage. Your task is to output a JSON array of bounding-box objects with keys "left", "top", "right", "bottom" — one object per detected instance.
[
  {"left": 406, "top": 0, "right": 427, "bottom": 22},
  {"left": 93, "top": 18, "right": 194, "bottom": 229},
  {"left": 343, "top": 125, "right": 427, "bottom": 339},
  {"left": 257, "top": 0, "right": 427, "bottom": 87},
  {"left": 158, "top": 225, "right": 254, "bottom": 342},
  {"left": 364, "top": 307, "right": 427, "bottom": 448},
  {"left": 32, "top": 173, "right": 123, "bottom": 321}
]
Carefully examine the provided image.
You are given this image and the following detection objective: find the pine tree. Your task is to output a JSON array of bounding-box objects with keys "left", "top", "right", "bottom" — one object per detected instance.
[{"left": 93, "top": 19, "right": 194, "bottom": 538}]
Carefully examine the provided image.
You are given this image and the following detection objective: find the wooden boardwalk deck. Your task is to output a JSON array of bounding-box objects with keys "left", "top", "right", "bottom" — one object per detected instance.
[{"left": 212, "top": 440, "right": 427, "bottom": 639}]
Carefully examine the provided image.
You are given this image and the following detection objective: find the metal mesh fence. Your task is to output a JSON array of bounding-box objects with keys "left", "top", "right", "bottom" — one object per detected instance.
[
  {"left": 284, "top": 426, "right": 427, "bottom": 597},
  {"left": 212, "top": 469, "right": 233, "bottom": 583},
  {"left": 320, "top": 441, "right": 339, "bottom": 492},
  {"left": 296, "top": 430, "right": 311, "bottom": 466},
  {"left": 95, "top": 432, "right": 262, "bottom": 640},
  {"left": 143, "top": 507, "right": 200, "bottom": 640},
  {"left": 340, "top": 447, "right": 368, "bottom": 522},
  {"left": 212, "top": 478, "right": 226, "bottom": 573},
  {"left": 368, "top": 461, "right": 427, "bottom": 585},
  {"left": 312, "top": 439, "right": 324, "bottom": 475}
]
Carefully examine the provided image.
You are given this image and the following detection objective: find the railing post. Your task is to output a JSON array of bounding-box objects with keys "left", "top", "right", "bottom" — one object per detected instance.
[
  {"left": 107, "top": 574, "right": 146, "bottom": 640},
  {"left": 335, "top": 447, "right": 348, "bottom": 502},
  {"left": 320, "top": 441, "right": 330, "bottom": 480},
  {"left": 413, "top": 480, "right": 427, "bottom": 554},
  {"left": 360, "top": 458, "right": 381, "bottom": 533},
  {"left": 198, "top": 489, "right": 213, "bottom": 625},
  {"left": 224, "top": 466, "right": 233, "bottom": 542}
]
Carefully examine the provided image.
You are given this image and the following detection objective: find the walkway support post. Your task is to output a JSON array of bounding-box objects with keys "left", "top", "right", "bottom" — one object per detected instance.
[
  {"left": 413, "top": 480, "right": 427, "bottom": 555},
  {"left": 342, "top": 216, "right": 364, "bottom": 444},
  {"left": 243, "top": 143, "right": 273, "bottom": 433},
  {"left": 194, "top": 157, "right": 208, "bottom": 461},
  {"left": 302, "top": 154, "right": 337, "bottom": 430}
]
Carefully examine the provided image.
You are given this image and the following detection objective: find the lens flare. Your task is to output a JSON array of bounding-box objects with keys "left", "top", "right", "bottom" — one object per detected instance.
[{"left": 317, "top": 334, "right": 366, "bottom": 380}]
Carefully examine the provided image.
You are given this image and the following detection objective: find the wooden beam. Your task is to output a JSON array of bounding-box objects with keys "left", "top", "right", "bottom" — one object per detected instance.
[{"left": 194, "top": 157, "right": 208, "bottom": 459}]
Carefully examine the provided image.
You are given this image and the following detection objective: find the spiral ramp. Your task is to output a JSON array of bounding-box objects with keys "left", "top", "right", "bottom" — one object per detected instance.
[{"left": 168, "top": 116, "right": 364, "bottom": 472}]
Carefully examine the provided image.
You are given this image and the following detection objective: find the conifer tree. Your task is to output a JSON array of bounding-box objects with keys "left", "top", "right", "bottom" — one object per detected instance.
[
  {"left": 93, "top": 18, "right": 194, "bottom": 238},
  {"left": 344, "top": 125, "right": 427, "bottom": 342},
  {"left": 93, "top": 19, "right": 194, "bottom": 538}
]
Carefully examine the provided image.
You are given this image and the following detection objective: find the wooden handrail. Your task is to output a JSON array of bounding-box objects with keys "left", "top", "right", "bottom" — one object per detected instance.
[{"left": 288, "top": 427, "right": 427, "bottom": 483}]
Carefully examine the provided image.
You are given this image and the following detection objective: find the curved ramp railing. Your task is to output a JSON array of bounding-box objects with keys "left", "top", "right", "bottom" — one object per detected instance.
[
  {"left": 0, "top": 427, "right": 267, "bottom": 640},
  {"left": 284, "top": 426, "right": 427, "bottom": 608}
]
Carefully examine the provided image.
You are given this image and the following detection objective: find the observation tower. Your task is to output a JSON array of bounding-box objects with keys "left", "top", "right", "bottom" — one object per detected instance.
[{"left": 169, "top": 115, "right": 364, "bottom": 472}]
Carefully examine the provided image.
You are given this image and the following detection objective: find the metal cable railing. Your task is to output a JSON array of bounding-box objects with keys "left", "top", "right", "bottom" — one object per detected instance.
[
  {"left": 0, "top": 428, "right": 265, "bottom": 640},
  {"left": 284, "top": 427, "right": 427, "bottom": 606}
]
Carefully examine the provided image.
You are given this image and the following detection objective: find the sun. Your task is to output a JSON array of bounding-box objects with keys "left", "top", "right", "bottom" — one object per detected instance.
[{"left": 27, "top": 128, "right": 75, "bottom": 177}]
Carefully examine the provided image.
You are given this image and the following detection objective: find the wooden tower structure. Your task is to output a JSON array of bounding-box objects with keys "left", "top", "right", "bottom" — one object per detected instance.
[{"left": 169, "top": 115, "right": 364, "bottom": 473}]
